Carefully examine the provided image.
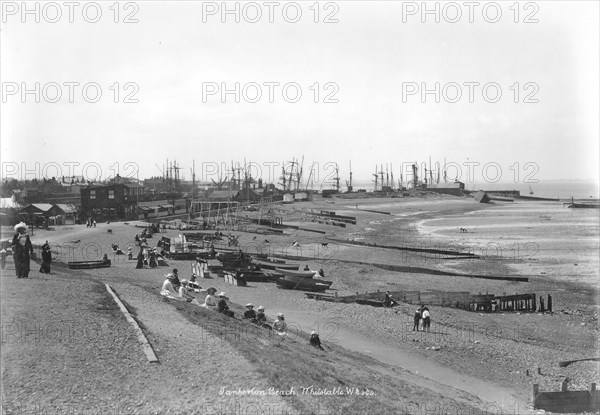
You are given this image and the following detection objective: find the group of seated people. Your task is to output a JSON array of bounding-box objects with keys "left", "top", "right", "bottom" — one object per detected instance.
[
  {"left": 242, "top": 303, "right": 269, "bottom": 328},
  {"left": 159, "top": 269, "right": 325, "bottom": 348},
  {"left": 111, "top": 243, "right": 125, "bottom": 255}
]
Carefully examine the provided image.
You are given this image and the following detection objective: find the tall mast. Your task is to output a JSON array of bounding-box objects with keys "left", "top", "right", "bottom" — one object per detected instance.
[
  {"left": 348, "top": 160, "right": 353, "bottom": 192},
  {"left": 372, "top": 165, "right": 378, "bottom": 191},
  {"left": 429, "top": 156, "right": 433, "bottom": 185},
  {"left": 412, "top": 163, "right": 418, "bottom": 188},
  {"left": 444, "top": 157, "right": 447, "bottom": 183},
  {"left": 191, "top": 159, "right": 195, "bottom": 200}
]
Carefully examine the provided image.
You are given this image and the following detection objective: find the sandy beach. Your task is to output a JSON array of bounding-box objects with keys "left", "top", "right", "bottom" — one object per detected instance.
[{"left": 2, "top": 195, "right": 598, "bottom": 414}]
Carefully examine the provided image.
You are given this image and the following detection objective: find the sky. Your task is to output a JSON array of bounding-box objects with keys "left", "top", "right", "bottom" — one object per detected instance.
[{"left": 1, "top": 1, "right": 599, "bottom": 189}]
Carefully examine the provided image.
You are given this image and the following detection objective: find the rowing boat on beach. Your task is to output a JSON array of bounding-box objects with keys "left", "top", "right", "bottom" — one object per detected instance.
[
  {"left": 67, "top": 260, "right": 111, "bottom": 269},
  {"left": 275, "top": 277, "right": 331, "bottom": 292},
  {"left": 252, "top": 259, "right": 299, "bottom": 270},
  {"left": 274, "top": 268, "right": 318, "bottom": 278},
  {"left": 279, "top": 273, "right": 333, "bottom": 287}
]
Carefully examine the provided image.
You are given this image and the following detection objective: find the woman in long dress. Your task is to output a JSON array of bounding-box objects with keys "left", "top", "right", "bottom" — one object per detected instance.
[
  {"left": 135, "top": 250, "right": 144, "bottom": 269},
  {"left": 11, "top": 222, "right": 33, "bottom": 278},
  {"left": 39, "top": 242, "right": 52, "bottom": 274}
]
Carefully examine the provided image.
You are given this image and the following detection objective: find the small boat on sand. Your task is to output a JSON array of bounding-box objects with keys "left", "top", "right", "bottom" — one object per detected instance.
[
  {"left": 567, "top": 197, "right": 600, "bottom": 209},
  {"left": 67, "top": 260, "right": 111, "bottom": 269},
  {"left": 252, "top": 259, "right": 299, "bottom": 270},
  {"left": 276, "top": 277, "right": 331, "bottom": 292},
  {"left": 275, "top": 268, "right": 318, "bottom": 278}
]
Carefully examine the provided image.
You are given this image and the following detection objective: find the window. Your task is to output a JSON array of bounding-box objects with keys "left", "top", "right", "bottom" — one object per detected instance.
[
  {"left": 90, "top": 190, "right": 96, "bottom": 200},
  {"left": 108, "top": 190, "right": 115, "bottom": 199}
]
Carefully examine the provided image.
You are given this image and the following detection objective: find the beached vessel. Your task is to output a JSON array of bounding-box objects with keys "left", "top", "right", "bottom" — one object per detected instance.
[
  {"left": 274, "top": 268, "right": 318, "bottom": 278},
  {"left": 67, "top": 260, "right": 111, "bottom": 269},
  {"left": 275, "top": 277, "right": 331, "bottom": 292},
  {"left": 278, "top": 273, "right": 333, "bottom": 287},
  {"left": 222, "top": 269, "right": 277, "bottom": 283},
  {"left": 567, "top": 198, "right": 600, "bottom": 209},
  {"left": 252, "top": 259, "right": 299, "bottom": 270}
]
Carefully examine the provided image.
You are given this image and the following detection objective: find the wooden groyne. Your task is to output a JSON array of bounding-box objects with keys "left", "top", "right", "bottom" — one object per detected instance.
[
  {"left": 311, "top": 218, "right": 346, "bottom": 228},
  {"left": 306, "top": 290, "right": 538, "bottom": 312},
  {"left": 269, "top": 253, "right": 528, "bottom": 282},
  {"left": 313, "top": 210, "right": 357, "bottom": 225},
  {"left": 328, "top": 238, "right": 480, "bottom": 258},
  {"left": 356, "top": 207, "right": 391, "bottom": 215}
]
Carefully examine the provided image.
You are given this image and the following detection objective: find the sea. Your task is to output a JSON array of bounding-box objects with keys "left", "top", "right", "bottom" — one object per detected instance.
[{"left": 347, "top": 179, "right": 599, "bottom": 201}]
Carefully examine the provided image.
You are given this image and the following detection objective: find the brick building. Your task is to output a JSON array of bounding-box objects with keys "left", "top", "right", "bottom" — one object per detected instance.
[{"left": 80, "top": 183, "right": 144, "bottom": 220}]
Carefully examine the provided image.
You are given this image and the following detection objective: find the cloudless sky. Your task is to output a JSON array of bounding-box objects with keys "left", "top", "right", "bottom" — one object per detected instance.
[{"left": 1, "top": 1, "right": 598, "bottom": 188}]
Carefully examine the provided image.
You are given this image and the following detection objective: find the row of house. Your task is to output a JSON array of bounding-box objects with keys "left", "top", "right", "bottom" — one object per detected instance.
[
  {"left": 0, "top": 197, "right": 78, "bottom": 227},
  {"left": 2, "top": 179, "right": 313, "bottom": 225}
]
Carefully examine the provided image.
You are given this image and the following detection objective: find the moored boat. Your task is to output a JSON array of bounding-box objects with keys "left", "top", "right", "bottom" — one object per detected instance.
[{"left": 567, "top": 198, "right": 600, "bottom": 209}]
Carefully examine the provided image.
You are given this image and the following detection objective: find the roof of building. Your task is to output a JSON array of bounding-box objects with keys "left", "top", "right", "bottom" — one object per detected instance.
[
  {"left": 53, "top": 204, "right": 78, "bottom": 214},
  {"left": 0, "top": 198, "right": 22, "bottom": 209},
  {"left": 207, "top": 190, "right": 234, "bottom": 200},
  {"left": 84, "top": 182, "right": 141, "bottom": 190},
  {"left": 22, "top": 203, "right": 54, "bottom": 212},
  {"left": 122, "top": 182, "right": 143, "bottom": 188}
]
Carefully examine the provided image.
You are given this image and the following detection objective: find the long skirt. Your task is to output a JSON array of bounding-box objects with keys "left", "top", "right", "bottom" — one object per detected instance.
[
  {"left": 39, "top": 261, "right": 51, "bottom": 274},
  {"left": 14, "top": 254, "right": 30, "bottom": 278}
]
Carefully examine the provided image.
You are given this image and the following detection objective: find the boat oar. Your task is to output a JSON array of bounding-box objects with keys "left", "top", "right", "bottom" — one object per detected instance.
[{"left": 558, "top": 357, "right": 600, "bottom": 367}]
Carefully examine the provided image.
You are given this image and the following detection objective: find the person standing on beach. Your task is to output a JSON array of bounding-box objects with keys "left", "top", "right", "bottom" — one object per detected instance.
[
  {"left": 421, "top": 307, "right": 431, "bottom": 332},
  {"left": 39, "top": 241, "right": 52, "bottom": 274},
  {"left": 149, "top": 249, "right": 157, "bottom": 268},
  {"left": 1, "top": 247, "right": 7, "bottom": 270},
  {"left": 413, "top": 308, "right": 422, "bottom": 331},
  {"left": 11, "top": 222, "right": 33, "bottom": 278},
  {"left": 135, "top": 249, "right": 144, "bottom": 269}
]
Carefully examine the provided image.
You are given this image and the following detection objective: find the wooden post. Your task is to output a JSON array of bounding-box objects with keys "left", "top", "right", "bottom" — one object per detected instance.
[
  {"left": 532, "top": 294, "right": 536, "bottom": 312},
  {"left": 591, "top": 383, "right": 598, "bottom": 411},
  {"left": 533, "top": 384, "right": 539, "bottom": 409}
]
